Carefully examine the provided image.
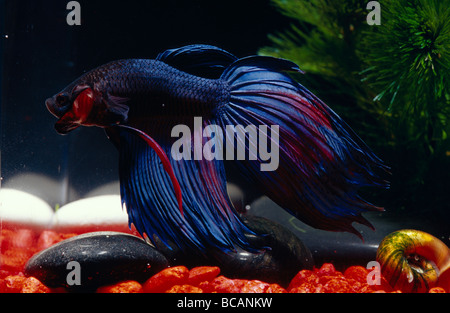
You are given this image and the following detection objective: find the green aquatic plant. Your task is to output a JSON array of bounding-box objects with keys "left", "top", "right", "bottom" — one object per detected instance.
[
  {"left": 362, "top": 0, "right": 450, "bottom": 152},
  {"left": 261, "top": 0, "right": 450, "bottom": 213}
]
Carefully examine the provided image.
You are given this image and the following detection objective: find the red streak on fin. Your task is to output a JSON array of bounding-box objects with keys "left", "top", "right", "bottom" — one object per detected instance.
[{"left": 117, "top": 125, "right": 184, "bottom": 217}]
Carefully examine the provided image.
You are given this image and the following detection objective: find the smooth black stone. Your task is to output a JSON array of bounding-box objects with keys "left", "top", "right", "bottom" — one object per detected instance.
[
  {"left": 214, "top": 215, "right": 314, "bottom": 286},
  {"left": 156, "top": 215, "right": 314, "bottom": 287},
  {"left": 25, "top": 231, "right": 169, "bottom": 291}
]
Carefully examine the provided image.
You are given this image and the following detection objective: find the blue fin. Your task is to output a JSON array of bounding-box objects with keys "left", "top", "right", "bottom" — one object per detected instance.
[
  {"left": 116, "top": 125, "right": 183, "bottom": 216},
  {"left": 219, "top": 56, "right": 389, "bottom": 238},
  {"left": 156, "top": 44, "right": 238, "bottom": 78},
  {"left": 113, "top": 124, "right": 262, "bottom": 253}
]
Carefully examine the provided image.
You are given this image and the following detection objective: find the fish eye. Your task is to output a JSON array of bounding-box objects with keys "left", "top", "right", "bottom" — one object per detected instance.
[{"left": 56, "top": 93, "right": 69, "bottom": 105}]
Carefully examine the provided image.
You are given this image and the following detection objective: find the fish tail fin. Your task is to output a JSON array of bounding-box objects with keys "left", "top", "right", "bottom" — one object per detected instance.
[{"left": 219, "top": 56, "right": 389, "bottom": 237}]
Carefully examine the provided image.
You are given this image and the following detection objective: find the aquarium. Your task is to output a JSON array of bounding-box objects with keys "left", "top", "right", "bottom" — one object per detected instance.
[{"left": 1, "top": 0, "right": 449, "bottom": 296}]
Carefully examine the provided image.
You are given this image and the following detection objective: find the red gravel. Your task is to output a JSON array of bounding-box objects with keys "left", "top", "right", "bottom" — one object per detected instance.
[{"left": 0, "top": 226, "right": 446, "bottom": 293}]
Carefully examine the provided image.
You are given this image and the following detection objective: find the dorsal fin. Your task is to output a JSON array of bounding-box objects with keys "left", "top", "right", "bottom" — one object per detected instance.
[{"left": 156, "top": 44, "right": 238, "bottom": 78}]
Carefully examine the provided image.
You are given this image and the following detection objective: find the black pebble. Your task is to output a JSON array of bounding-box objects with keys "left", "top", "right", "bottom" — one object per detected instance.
[
  {"left": 24, "top": 231, "right": 169, "bottom": 291},
  {"left": 156, "top": 215, "right": 314, "bottom": 287},
  {"left": 216, "top": 215, "right": 314, "bottom": 286}
]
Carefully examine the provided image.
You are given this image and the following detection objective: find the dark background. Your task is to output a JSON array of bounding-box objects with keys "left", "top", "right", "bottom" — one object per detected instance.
[
  {"left": 1, "top": 0, "right": 291, "bottom": 206},
  {"left": 2, "top": 1, "right": 448, "bottom": 261}
]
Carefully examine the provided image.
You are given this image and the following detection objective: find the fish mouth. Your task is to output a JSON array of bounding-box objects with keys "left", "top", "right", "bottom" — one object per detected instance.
[{"left": 54, "top": 118, "right": 79, "bottom": 134}]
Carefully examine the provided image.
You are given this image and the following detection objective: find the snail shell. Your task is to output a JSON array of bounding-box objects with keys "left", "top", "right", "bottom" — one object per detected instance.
[{"left": 376, "top": 229, "right": 450, "bottom": 293}]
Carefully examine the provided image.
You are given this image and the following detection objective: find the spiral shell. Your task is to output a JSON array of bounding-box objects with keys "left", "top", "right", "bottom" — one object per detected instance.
[{"left": 376, "top": 229, "right": 450, "bottom": 293}]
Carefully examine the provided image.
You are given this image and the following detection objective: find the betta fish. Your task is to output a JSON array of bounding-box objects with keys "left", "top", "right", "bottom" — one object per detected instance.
[{"left": 46, "top": 44, "right": 389, "bottom": 255}]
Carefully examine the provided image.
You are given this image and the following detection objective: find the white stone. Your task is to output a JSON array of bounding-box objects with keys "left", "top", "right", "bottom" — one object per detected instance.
[
  {"left": 0, "top": 188, "right": 54, "bottom": 228},
  {"left": 52, "top": 195, "right": 129, "bottom": 230}
]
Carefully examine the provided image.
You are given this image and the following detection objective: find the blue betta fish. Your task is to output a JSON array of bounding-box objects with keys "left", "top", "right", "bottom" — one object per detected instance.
[{"left": 46, "top": 44, "right": 389, "bottom": 254}]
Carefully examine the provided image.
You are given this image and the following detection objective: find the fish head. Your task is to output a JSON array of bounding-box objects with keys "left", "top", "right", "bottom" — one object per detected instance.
[
  {"left": 46, "top": 81, "right": 129, "bottom": 134},
  {"left": 46, "top": 83, "right": 96, "bottom": 134}
]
